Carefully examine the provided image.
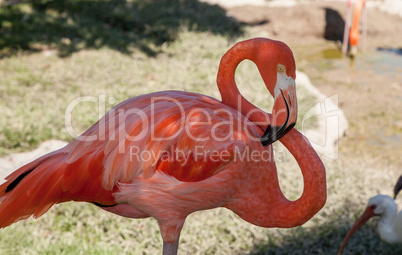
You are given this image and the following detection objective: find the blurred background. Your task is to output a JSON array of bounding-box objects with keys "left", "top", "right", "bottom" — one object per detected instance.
[{"left": 0, "top": 0, "right": 401, "bottom": 254}]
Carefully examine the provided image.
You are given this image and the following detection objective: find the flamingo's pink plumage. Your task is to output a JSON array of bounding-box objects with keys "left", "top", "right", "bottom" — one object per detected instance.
[
  {"left": 0, "top": 38, "right": 326, "bottom": 254},
  {"left": 349, "top": 0, "right": 365, "bottom": 47}
]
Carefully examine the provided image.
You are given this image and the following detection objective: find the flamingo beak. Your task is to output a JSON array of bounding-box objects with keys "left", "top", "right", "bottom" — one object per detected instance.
[
  {"left": 337, "top": 206, "right": 376, "bottom": 255},
  {"left": 261, "top": 78, "right": 297, "bottom": 146}
]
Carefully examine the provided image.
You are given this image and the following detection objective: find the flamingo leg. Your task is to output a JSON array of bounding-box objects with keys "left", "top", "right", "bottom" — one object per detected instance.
[{"left": 162, "top": 238, "right": 180, "bottom": 255}]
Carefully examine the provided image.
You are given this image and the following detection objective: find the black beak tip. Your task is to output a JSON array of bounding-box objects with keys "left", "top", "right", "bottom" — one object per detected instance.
[
  {"left": 260, "top": 88, "right": 295, "bottom": 147},
  {"left": 260, "top": 122, "right": 295, "bottom": 147}
]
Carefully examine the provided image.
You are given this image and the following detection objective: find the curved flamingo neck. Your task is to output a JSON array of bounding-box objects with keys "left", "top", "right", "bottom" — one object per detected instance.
[
  {"left": 350, "top": 0, "right": 365, "bottom": 46},
  {"left": 217, "top": 40, "right": 271, "bottom": 127},
  {"left": 217, "top": 39, "right": 326, "bottom": 227},
  {"left": 226, "top": 129, "right": 327, "bottom": 228},
  {"left": 275, "top": 129, "right": 327, "bottom": 226}
]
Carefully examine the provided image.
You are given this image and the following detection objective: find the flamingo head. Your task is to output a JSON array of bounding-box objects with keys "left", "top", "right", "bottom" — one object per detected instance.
[
  {"left": 338, "top": 194, "right": 397, "bottom": 254},
  {"left": 255, "top": 39, "right": 297, "bottom": 146}
]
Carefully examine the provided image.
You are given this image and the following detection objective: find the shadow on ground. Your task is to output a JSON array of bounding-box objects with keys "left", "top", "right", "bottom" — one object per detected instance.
[
  {"left": 0, "top": 0, "right": 243, "bottom": 57},
  {"left": 247, "top": 199, "right": 402, "bottom": 255},
  {"left": 323, "top": 7, "right": 345, "bottom": 43},
  {"left": 377, "top": 47, "right": 402, "bottom": 56}
]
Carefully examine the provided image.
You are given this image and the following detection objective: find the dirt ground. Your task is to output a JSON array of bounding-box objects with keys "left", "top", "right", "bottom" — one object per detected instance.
[
  {"left": 227, "top": 1, "right": 402, "bottom": 48},
  {"left": 221, "top": 1, "right": 402, "bottom": 174}
]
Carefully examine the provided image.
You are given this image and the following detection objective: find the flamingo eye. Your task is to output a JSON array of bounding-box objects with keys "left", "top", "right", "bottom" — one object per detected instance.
[{"left": 277, "top": 64, "right": 285, "bottom": 73}]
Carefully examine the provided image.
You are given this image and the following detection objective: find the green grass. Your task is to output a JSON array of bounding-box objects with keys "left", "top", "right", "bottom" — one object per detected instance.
[
  {"left": 0, "top": 31, "right": 315, "bottom": 156},
  {"left": 1, "top": 1, "right": 401, "bottom": 255},
  {"left": 0, "top": 154, "right": 400, "bottom": 254}
]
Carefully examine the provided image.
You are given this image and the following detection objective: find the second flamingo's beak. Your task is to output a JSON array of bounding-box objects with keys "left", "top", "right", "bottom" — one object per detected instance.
[
  {"left": 337, "top": 206, "right": 376, "bottom": 255},
  {"left": 261, "top": 77, "right": 297, "bottom": 146}
]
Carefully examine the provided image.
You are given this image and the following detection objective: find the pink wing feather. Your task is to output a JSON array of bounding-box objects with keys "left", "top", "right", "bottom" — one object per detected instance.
[{"left": 0, "top": 90, "right": 261, "bottom": 228}]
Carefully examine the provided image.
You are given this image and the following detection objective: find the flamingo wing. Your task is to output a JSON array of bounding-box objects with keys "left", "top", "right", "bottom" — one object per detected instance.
[
  {"left": 0, "top": 91, "right": 260, "bottom": 227},
  {"left": 64, "top": 91, "right": 258, "bottom": 188},
  {"left": 0, "top": 148, "right": 117, "bottom": 227}
]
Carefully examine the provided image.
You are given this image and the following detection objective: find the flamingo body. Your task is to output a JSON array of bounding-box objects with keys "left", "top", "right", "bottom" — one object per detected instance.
[
  {"left": 348, "top": 0, "right": 366, "bottom": 56},
  {"left": 0, "top": 38, "right": 326, "bottom": 253}
]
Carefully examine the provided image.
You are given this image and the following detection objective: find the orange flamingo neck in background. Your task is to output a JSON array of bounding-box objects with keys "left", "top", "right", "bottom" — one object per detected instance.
[{"left": 350, "top": 0, "right": 365, "bottom": 46}]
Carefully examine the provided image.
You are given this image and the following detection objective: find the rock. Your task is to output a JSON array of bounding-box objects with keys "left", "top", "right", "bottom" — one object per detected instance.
[
  {"left": 381, "top": 0, "right": 402, "bottom": 17},
  {"left": 296, "top": 71, "right": 349, "bottom": 160},
  {"left": 0, "top": 140, "right": 68, "bottom": 182}
]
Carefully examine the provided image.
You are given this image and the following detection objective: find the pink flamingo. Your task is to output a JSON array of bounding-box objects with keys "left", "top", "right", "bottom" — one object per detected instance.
[
  {"left": 0, "top": 38, "right": 326, "bottom": 255},
  {"left": 342, "top": 0, "right": 367, "bottom": 56}
]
